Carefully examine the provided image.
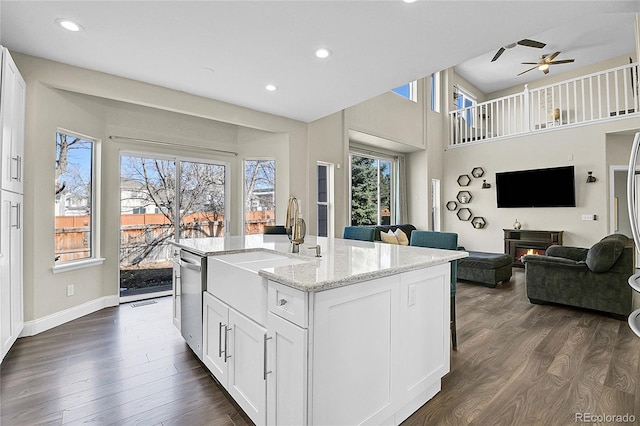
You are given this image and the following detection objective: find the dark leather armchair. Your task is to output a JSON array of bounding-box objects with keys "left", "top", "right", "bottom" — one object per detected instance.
[{"left": 522, "top": 234, "right": 634, "bottom": 318}]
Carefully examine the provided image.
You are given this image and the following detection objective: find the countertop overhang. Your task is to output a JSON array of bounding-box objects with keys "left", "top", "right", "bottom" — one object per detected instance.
[{"left": 171, "top": 235, "right": 468, "bottom": 292}]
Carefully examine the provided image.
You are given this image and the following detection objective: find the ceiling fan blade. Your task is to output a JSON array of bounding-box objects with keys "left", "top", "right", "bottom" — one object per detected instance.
[
  {"left": 491, "top": 47, "right": 505, "bottom": 62},
  {"left": 518, "top": 39, "right": 546, "bottom": 49},
  {"left": 548, "top": 59, "right": 575, "bottom": 65},
  {"left": 521, "top": 62, "right": 540, "bottom": 65},
  {"left": 546, "top": 51, "right": 561, "bottom": 62},
  {"left": 517, "top": 66, "right": 538, "bottom": 76}
]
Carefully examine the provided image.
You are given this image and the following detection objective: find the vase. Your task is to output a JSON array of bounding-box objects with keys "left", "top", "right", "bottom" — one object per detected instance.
[{"left": 513, "top": 219, "right": 521, "bottom": 230}]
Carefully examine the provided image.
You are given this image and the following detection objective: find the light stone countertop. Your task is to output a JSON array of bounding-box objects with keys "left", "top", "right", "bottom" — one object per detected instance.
[{"left": 171, "top": 235, "right": 468, "bottom": 292}]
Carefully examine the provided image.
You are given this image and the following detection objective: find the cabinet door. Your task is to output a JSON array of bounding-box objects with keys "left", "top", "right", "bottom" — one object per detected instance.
[
  {"left": 0, "top": 48, "right": 26, "bottom": 193},
  {"left": 398, "top": 264, "right": 449, "bottom": 404},
  {"left": 202, "top": 291, "right": 229, "bottom": 385},
  {"left": 1, "top": 190, "right": 22, "bottom": 359},
  {"left": 312, "top": 275, "right": 399, "bottom": 426},
  {"left": 227, "top": 308, "right": 267, "bottom": 426},
  {"left": 266, "top": 312, "right": 308, "bottom": 426}
]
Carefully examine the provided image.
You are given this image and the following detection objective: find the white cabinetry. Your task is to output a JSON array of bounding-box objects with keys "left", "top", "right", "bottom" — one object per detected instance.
[
  {"left": 0, "top": 48, "right": 25, "bottom": 193},
  {"left": 0, "top": 190, "right": 22, "bottom": 358},
  {"left": 203, "top": 291, "right": 267, "bottom": 426},
  {"left": 0, "top": 46, "right": 25, "bottom": 363}
]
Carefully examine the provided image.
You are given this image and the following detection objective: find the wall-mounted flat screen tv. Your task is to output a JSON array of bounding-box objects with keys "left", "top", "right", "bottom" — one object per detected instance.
[{"left": 496, "top": 165, "right": 576, "bottom": 208}]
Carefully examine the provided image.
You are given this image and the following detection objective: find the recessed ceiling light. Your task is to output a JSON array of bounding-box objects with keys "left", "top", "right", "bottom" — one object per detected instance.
[
  {"left": 265, "top": 84, "right": 278, "bottom": 92},
  {"left": 403, "top": 0, "right": 418, "bottom": 3},
  {"left": 315, "top": 48, "right": 332, "bottom": 59},
  {"left": 56, "top": 18, "right": 83, "bottom": 32}
]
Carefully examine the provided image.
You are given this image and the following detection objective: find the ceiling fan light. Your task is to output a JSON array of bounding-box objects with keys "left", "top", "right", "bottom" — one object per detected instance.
[{"left": 538, "top": 64, "right": 549, "bottom": 71}]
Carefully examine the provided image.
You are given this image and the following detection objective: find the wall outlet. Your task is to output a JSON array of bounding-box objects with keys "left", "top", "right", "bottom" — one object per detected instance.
[
  {"left": 67, "top": 284, "right": 74, "bottom": 296},
  {"left": 581, "top": 214, "right": 596, "bottom": 221}
]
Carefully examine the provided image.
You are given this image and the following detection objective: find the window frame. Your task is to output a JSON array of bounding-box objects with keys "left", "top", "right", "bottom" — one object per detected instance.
[
  {"left": 391, "top": 80, "right": 418, "bottom": 103},
  {"left": 317, "top": 162, "right": 334, "bottom": 237},
  {"left": 348, "top": 149, "right": 397, "bottom": 227},
  {"left": 243, "top": 158, "right": 277, "bottom": 236},
  {"left": 53, "top": 129, "right": 104, "bottom": 273}
]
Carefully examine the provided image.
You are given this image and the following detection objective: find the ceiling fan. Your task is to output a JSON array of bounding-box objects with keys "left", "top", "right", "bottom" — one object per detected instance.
[
  {"left": 491, "top": 39, "right": 546, "bottom": 62},
  {"left": 517, "top": 52, "right": 575, "bottom": 76}
]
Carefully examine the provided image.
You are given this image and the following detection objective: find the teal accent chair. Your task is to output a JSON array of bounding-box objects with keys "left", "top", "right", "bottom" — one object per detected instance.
[
  {"left": 409, "top": 230, "right": 459, "bottom": 350},
  {"left": 264, "top": 225, "right": 287, "bottom": 235},
  {"left": 343, "top": 226, "right": 375, "bottom": 242}
]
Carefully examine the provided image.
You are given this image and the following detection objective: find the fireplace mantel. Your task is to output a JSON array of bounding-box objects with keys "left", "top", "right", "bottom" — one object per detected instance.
[{"left": 503, "top": 229, "right": 563, "bottom": 267}]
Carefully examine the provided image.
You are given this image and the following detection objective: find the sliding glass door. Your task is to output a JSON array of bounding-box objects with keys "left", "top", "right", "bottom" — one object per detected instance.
[{"left": 119, "top": 153, "right": 227, "bottom": 301}]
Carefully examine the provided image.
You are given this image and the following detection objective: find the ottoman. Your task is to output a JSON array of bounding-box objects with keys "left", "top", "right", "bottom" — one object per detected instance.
[{"left": 458, "top": 251, "right": 513, "bottom": 288}]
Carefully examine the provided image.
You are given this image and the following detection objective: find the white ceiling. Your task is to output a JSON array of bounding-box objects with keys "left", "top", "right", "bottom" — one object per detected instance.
[{"left": 1, "top": 1, "right": 639, "bottom": 123}]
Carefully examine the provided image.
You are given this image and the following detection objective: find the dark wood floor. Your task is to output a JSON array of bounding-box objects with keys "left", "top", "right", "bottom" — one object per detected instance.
[{"left": 1, "top": 269, "right": 639, "bottom": 425}]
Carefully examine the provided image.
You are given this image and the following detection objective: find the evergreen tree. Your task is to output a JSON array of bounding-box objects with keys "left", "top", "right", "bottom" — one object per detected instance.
[{"left": 351, "top": 156, "right": 378, "bottom": 225}]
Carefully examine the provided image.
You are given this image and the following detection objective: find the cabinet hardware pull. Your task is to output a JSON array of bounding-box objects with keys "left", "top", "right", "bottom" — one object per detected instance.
[
  {"left": 278, "top": 298, "right": 288, "bottom": 306},
  {"left": 11, "top": 156, "right": 21, "bottom": 182},
  {"left": 224, "top": 325, "right": 232, "bottom": 361},
  {"left": 218, "top": 322, "right": 225, "bottom": 358},
  {"left": 263, "top": 334, "right": 272, "bottom": 380},
  {"left": 174, "top": 271, "right": 180, "bottom": 296},
  {"left": 11, "top": 203, "right": 20, "bottom": 229}
]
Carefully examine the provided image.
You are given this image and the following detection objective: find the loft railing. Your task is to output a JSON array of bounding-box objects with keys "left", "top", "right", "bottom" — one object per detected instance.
[{"left": 449, "top": 62, "right": 640, "bottom": 146}]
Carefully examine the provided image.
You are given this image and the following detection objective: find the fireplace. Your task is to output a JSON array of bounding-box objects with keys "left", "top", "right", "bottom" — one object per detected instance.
[{"left": 504, "top": 229, "right": 564, "bottom": 268}]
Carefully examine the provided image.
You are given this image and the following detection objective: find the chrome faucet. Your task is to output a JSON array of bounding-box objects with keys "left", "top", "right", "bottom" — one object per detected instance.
[{"left": 309, "top": 244, "right": 321, "bottom": 257}]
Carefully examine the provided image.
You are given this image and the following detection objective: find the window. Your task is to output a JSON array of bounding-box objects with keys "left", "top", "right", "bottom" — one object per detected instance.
[
  {"left": 244, "top": 159, "right": 276, "bottom": 234},
  {"left": 317, "top": 163, "right": 333, "bottom": 237},
  {"left": 391, "top": 80, "right": 418, "bottom": 102},
  {"left": 430, "top": 72, "right": 441, "bottom": 112},
  {"left": 454, "top": 85, "right": 477, "bottom": 124},
  {"left": 55, "top": 131, "right": 98, "bottom": 265},
  {"left": 349, "top": 153, "right": 395, "bottom": 226}
]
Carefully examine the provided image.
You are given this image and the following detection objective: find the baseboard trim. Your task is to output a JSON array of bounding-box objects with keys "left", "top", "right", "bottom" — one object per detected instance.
[{"left": 21, "top": 295, "right": 120, "bottom": 336}]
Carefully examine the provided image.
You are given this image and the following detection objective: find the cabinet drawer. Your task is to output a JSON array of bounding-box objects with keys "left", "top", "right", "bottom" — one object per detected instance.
[{"left": 268, "top": 281, "right": 308, "bottom": 328}]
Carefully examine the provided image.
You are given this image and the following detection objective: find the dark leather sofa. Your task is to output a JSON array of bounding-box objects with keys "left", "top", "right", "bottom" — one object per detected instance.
[{"left": 522, "top": 234, "right": 634, "bottom": 318}]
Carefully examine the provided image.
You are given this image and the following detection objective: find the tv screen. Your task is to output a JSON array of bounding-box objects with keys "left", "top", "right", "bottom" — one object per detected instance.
[{"left": 496, "top": 166, "right": 576, "bottom": 208}]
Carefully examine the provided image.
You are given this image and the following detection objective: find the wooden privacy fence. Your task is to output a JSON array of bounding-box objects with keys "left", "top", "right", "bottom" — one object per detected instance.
[{"left": 55, "top": 210, "right": 275, "bottom": 265}]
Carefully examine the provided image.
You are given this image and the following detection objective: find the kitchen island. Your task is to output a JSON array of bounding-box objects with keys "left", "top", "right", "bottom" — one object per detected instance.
[{"left": 171, "top": 234, "right": 467, "bottom": 426}]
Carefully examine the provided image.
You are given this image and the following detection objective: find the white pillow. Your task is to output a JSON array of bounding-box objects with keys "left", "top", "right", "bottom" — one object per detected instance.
[{"left": 380, "top": 229, "right": 399, "bottom": 244}]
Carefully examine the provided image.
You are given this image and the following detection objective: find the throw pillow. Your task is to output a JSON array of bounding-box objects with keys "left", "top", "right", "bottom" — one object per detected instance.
[
  {"left": 585, "top": 238, "right": 626, "bottom": 272},
  {"left": 394, "top": 228, "right": 409, "bottom": 245},
  {"left": 380, "top": 229, "right": 399, "bottom": 244}
]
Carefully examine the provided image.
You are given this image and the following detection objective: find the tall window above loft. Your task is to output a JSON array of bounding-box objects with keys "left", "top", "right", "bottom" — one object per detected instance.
[
  {"left": 454, "top": 85, "right": 477, "bottom": 124},
  {"left": 349, "top": 153, "right": 395, "bottom": 226},
  {"left": 391, "top": 80, "right": 418, "bottom": 102},
  {"left": 244, "top": 159, "right": 276, "bottom": 235},
  {"left": 430, "top": 72, "right": 441, "bottom": 112},
  {"left": 55, "top": 131, "right": 97, "bottom": 264}
]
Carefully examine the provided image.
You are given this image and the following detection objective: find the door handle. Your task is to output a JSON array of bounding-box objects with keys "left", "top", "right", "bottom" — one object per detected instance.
[
  {"left": 218, "top": 322, "right": 226, "bottom": 359},
  {"left": 180, "top": 256, "right": 201, "bottom": 272},
  {"left": 11, "top": 203, "right": 20, "bottom": 229},
  {"left": 224, "top": 325, "right": 232, "bottom": 362},
  {"left": 263, "top": 334, "right": 272, "bottom": 380}
]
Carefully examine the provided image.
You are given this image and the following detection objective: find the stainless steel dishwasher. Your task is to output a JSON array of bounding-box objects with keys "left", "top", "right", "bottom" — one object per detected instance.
[{"left": 179, "top": 249, "right": 206, "bottom": 360}]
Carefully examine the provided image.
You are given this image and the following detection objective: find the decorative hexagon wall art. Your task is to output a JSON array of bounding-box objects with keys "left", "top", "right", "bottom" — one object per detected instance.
[
  {"left": 446, "top": 201, "right": 458, "bottom": 211},
  {"left": 457, "top": 174, "right": 471, "bottom": 186},
  {"left": 457, "top": 208, "right": 472, "bottom": 221},
  {"left": 457, "top": 191, "right": 472, "bottom": 204},
  {"left": 471, "top": 167, "right": 485, "bottom": 178},
  {"left": 471, "top": 216, "right": 486, "bottom": 229}
]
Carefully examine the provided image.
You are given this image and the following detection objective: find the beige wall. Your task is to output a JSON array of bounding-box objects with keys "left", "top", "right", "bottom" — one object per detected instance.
[
  {"left": 15, "top": 52, "right": 306, "bottom": 324},
  {"left": 443, "top": 119, "right": 640, "bottom": 253}
]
